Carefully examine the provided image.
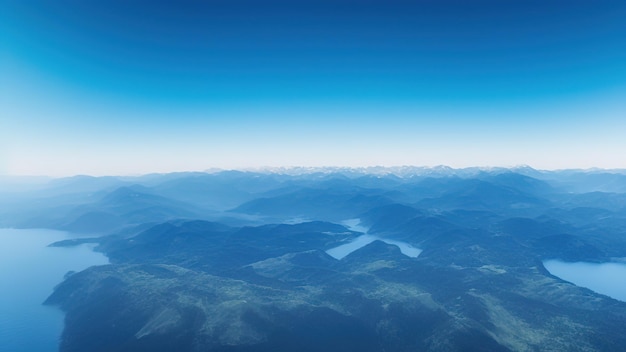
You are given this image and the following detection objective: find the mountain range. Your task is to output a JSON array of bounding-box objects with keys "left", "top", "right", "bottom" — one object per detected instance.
[{"left": 3, "top": 167, "right": 626, "bottom": 351}]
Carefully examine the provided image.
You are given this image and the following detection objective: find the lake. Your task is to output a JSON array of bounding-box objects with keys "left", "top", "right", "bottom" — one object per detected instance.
[
  {"left": 0, "top": 228, "right": 108, "bottom": 352},
  {"left": 543, "top": 259, "right": 626, "bottom": 302},
  {"left": 326, "top": 219, "right": 422, "bottom": 260}
]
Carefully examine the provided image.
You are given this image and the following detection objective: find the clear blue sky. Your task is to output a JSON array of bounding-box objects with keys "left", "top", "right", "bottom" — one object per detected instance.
[{"left": 1, "top": 0, "right": 625, "bottom": 176}]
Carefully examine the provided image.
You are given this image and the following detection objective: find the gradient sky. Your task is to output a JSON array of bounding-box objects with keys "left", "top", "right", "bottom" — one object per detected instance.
[{"left": 1, "top": 0, "right": 625, "bottom": 176}]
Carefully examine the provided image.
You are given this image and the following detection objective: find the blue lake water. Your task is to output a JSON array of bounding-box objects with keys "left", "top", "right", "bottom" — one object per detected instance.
[
  {"left": 0, "top": 228, "right": 108, "bottom": 352},
  {"left": 543, "top": 259, "right": 626, "bottom": 302},
  {"left": 326, "top": 219, "right": 422, "bottom": 260}
]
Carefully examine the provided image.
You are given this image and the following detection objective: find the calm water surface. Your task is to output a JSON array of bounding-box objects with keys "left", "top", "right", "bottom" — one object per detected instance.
[
  {"left": 0, "top": 228, "right": 108, "bottom": 352},
  {"left": 326, "top": 219, "right": 422, "bottom": 260},
  {"left": 544, "top": 259, "right": 626, "bottom": 302}
]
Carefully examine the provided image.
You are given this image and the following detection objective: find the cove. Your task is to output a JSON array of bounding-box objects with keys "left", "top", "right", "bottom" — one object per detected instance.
[
  {"left": 0, "top": 228, "right": 108, "bottom": 352},
  {"left": 543, "top": 259, "right": 626, "bottom": 302}
]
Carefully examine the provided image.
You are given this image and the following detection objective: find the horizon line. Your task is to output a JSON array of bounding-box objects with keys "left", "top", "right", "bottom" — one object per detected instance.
[{"left": 3, "top": 164, "right": 626, "bottom": 179}]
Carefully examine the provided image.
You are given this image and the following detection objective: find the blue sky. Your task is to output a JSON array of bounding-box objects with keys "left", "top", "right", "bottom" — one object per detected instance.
[{"left": 1, "top": 0, "right": 625, "bottom": 176}]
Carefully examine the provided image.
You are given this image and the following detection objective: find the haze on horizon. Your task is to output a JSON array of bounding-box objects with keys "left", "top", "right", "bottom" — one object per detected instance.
[{"left": 1, "top": 0, "right": 625, "bottom": 177}]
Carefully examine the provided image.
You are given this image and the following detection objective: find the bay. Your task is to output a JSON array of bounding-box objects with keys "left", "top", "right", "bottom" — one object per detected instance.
[
  {"left": 544, "top": 259, "right": 626, "bottom": 302},
  {"left": 0, "top": 228, "right": 108, "bottom": 352}
]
